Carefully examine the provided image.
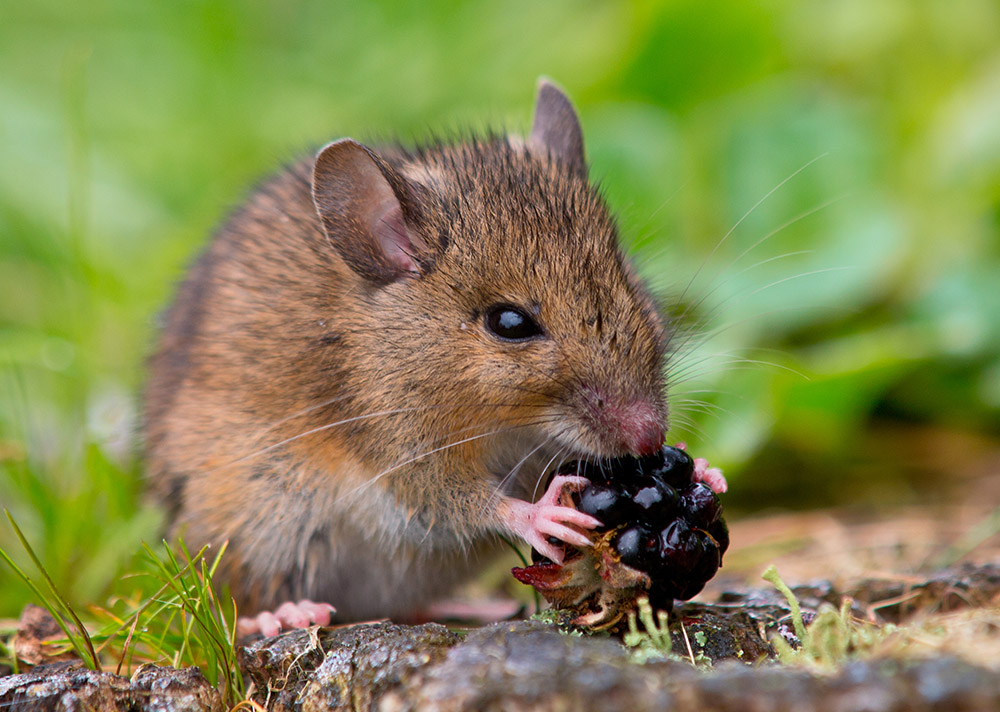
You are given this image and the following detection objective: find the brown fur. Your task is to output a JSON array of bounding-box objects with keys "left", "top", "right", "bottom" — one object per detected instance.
[{"left": 144, "top": 84, "right": 668, "bottom": 621}]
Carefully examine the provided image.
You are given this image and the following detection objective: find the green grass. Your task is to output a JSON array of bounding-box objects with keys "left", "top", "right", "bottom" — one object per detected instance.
[
  {"left": 0, "top": 521, "right": 243, "bottom": 706},
  {"left": 1, "top": 510, "right": 100, "bottom": 669},
  {"left": 2, "top": 0, "right": 999, "bottom": 626}
]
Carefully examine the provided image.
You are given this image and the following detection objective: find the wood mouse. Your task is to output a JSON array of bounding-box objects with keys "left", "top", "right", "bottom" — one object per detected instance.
[{"left": 144, "top": 79, "right": 685, "bottom": 636}]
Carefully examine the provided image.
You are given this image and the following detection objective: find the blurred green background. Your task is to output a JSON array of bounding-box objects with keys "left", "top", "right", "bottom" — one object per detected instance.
[{"left": 2, "top": 0, "right": 999, "bottom": 617}]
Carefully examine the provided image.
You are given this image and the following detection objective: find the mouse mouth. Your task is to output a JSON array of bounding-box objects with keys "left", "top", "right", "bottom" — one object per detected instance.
[
  {"left": 482, "top": 400, "right": 669, "bottom": 499},
  {"left": 532, "top": 416, "right": 632, "bottom": 463}
]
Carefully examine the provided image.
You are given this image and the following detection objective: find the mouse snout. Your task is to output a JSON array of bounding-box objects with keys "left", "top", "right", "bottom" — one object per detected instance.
[
  {"left": 581, "top": 388, "right": 665, "bottom": 457},
  {"left": 616, "top": 400, "right": 665, "bottom": 456}
]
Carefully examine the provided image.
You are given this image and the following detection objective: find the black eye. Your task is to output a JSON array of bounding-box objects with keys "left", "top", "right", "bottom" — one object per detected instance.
[{"left": 484, "top": 304, "right": 543, "bottom": 341}]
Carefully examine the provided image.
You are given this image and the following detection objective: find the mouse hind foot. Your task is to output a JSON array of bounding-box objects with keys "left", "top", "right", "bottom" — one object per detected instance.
[{"left": 236, "top": 599, "right": 336, "bottom": 638}]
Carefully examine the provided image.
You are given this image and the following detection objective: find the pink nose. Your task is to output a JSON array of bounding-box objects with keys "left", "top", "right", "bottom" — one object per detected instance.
[
  {"left": 586, "top": 387, "right": 665, "bottom": 456},
  {"left": 617, "top": 401, "right": 665, "bottom": 456}
]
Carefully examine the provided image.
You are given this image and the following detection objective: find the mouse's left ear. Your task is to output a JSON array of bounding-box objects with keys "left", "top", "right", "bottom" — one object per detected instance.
[{"left": 529, "top": 78, "right": 586, "bottom": 177}]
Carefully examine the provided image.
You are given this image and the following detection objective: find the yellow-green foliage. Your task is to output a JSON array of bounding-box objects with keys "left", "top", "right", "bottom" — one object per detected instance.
[
  {"left": 623, "top": 597, "right": 674, "bottom": 664},
  {"left": 763, "top": 565, "right": 896, "bottom": 673}
]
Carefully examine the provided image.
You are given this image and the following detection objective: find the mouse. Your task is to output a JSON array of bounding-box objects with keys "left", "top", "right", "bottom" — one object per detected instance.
[{"left": 144, "top": 79, "right": 701, "bottom": 637}]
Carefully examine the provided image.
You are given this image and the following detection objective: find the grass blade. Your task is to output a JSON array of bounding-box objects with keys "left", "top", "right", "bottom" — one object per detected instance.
[{"left": 2, "top": 509, "right": 100, "bottom": 669}]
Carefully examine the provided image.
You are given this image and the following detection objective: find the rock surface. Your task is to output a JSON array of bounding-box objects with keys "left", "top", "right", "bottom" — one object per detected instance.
[
  {"left": 0, "top": 664, "right": 221, "bottom": 712},
  {"left": 239, "top": 622, "right": 459, "bottom": 711},
  {"left": 716, "top": 562, "right": 1000, "bottom": 623},
  {"left": 240, "top": 620, "right": 1000, "bottom": 712},
  {"left": 4, "top": 564, "right": 1000, "bottom": 711},
  {"left": 395, "top": 630, "right": 1000, "bottom": 712}
]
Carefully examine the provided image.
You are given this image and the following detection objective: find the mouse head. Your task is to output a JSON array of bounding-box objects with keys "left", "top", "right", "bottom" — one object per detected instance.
[{"left": 311, "top": 80, "right": 668, "bottom": 466}]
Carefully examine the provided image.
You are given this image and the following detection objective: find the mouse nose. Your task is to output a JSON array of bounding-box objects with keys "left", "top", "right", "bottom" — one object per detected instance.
[
  {"left": 583, "top": 388, "right": 665, "bottom": 456},
  {"left": 616, "top": 400, "right": 665, "bottom": 456}
]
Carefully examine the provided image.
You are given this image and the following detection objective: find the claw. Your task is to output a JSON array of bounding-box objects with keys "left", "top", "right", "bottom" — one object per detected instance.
[
  {"left": 536, "top": 475, "right": 592, "bottom": 506},
  {"left": 535, "top": 510, "right": 593, "bottom": 548}
]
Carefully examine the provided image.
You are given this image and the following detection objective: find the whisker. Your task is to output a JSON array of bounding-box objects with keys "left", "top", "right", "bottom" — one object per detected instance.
[
  {"left": 672, "top": 152, "right": 830, "bottom": 314},
  {"left": 531, "top": 445, "right": 570, "bottom": 503},
  {"left": 670, "top": 397, "right": 727, "bottom": 414},
  {"left": 342, "top": 427, "right": 518, "bottom": 503},
  {"left": 745, "top": 265, "right": 855, "bottom": 297},
  {"left": 726, "top": 249, "right": 814, "bottom": 279},
  {"left": 628, "top": 181, "right": 688, "bottom": 260},
  {"left": 729, "top": 194, "right": 847, "bottom": 267},
  {"left": 347, "top": 416, "right": 562, "bottom": 501},
  {"left": 668, "top": 345, "right": 809, "bottom": 384},
  {"left": 229, "top": 400, "right": 558, "bottom": 469},
  {"left": 485, "top": 436, "right": 554, "bottom": 514},
  {"left": 244, "top": 393, "right": 356, "bottom": 441},
  {"left": 211, "top": 405, "right": 436, "bottom": 472},
  {"left": 665, "top": 191, "right": 846, "bottom": 315},
  {"left": 664, "top": 298, "right": 834, "bottom": 375},
  {"left": 665, "top": 413, "right": 708, "bottom": 442},
  {"left": 664, "top": 249, "right": 844, "bottom": 366}
]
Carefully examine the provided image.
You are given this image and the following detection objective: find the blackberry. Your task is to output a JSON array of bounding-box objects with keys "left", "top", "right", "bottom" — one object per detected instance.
[
  {"left": 643, "top": 445, "right": 694, "bottom": 489},
  {"left": 648, "top": 581, "right": 678, "bottom": 611},
  {"left": 612, "top": 524, "right": 659, "bottom": 571},
  {"left": 679, "top": 482, "right": 721, "bottom": 528},
  {"left": 658, "top": 519, "right": 701, "bottom": 576},
  {"left": 706, "top": 518, "right": 730, "bottom": 556},
  {"left": 675, "top": 578, "right": 708, "bottom": 601},
  {"left": 603, "top": 454, "right": 645, "bottom": 484},
  {"left": 530, "top": 536, "right": 561, "bottom": 564},
  {"left": 573, "top": 483, "right": 634, "bottom": 528},
  {"left": 689, "top": 530, "right": 722, "bottom": 580},
  {"left": 531, "top": 444, "right": 728, "bottom": 612},
  {"left": 632, "top": 480, "right": 678, "bottom": 518},
  {"left": 551, "top": 458, "right": 606, "bottom": 483}
]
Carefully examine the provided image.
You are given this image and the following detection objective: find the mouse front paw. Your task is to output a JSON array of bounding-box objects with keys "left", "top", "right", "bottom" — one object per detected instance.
[
  {"left": 237, "top": 599, "right": 336, "bottom": 638},
  {"left": 692, "top": 456, "right": 727, "bottom": 493},
  {"left": 674, "top": 441, "right": 727, "bottom": 493},
  {"left": 500, "top": 475, "right": 600, "bottom": 564}
]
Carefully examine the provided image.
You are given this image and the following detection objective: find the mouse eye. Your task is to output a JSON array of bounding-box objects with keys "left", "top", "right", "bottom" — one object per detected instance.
[{"left": 484, "top": 304, "right": 543, "bottom": 342}]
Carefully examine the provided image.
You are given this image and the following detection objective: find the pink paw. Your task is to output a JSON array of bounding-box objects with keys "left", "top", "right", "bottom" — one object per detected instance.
[
  {"left": 237, "top": 599, "right": 336, "bottom": 638},
  {"left": 501, "top": 474, "right": 600, "bottom": 564},
  {"left": 692, "top": 457, "right": 727, "bottom": 493},
  {"left": 674, "top": 442, "right": 727, "bottom": 493}
]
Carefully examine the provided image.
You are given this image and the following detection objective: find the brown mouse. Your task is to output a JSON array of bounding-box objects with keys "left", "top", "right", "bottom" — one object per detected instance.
[{"left": 144, "top": 79, "right": 673, "bottom": 635}]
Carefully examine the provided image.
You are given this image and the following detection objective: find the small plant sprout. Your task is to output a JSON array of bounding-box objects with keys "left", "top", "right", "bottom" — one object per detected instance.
[
  {"left": 623, "top": 597, "right": 673, "bottom": 663},
  {"left": 763, "top": 564, "right": 897, "bottom": 673}
]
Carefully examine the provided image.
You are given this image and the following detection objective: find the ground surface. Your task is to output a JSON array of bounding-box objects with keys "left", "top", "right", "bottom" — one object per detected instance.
[
  {"left": 3, "top": 464, "right": 999, "bottom": 711},
  {"left": 3, "top": 560, "right": 998, "bottom": 711}
]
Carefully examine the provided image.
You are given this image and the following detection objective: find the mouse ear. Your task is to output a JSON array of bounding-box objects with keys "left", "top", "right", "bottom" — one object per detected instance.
[
  {"left": 529, "top": 78, "right": 586, "bottom": 177},
  {"left": 312, "top": 139, "right": 432, "bottom": 284}
]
